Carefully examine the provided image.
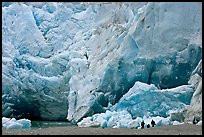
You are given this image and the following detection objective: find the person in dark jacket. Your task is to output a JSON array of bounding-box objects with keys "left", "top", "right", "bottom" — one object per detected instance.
[
  {"left": 141, "top": 121, "right": 145, "bottom": 129},
  {"left": 147, "top": 124, "right": 150, "bottom": 128},
  {"left": 151, "top": 119, "right": 156, "bottom": 127},
  {"left": 193, "top": 117, "right": 199, "bottom": 124}
]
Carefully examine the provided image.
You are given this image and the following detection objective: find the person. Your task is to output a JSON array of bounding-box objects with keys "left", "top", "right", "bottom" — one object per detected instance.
[
  {"left": 151, "top": 119, "right": 156, "bottom": 127},
  {"left": 141, "top": 121, "right": 145, "bottom": 129},
  {"left": 193, "top": 117, "right": 198, "bottom": 124},
  {"left": 147, "top": 124, "right": 150, "bottom": 128},
  {"left": 84, "top": 52, "right": 88, "bottom": 60}
]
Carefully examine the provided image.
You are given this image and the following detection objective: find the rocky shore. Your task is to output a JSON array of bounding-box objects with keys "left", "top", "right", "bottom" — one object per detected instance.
[{"left": 2, "top": 123, "right": 202, "bottom": 135}]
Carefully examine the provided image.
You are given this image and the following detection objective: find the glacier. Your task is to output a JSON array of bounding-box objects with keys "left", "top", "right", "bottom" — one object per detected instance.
[
  {"left": 77, "top": 81, "right": 194, "bottom": 128},
  {"left": 110, "top": 81, "right": 194, "bottom": 119},
  {"left": 2, "top": 2, "right": 202, "bottom": 126},
  {"left": 185, "top": 59, "right": 202, "bottom": 123}
]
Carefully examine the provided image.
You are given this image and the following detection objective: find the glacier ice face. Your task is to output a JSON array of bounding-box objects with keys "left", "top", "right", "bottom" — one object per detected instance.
[
  {"left": 185, "top": 60, "right": 202, "bottom": 123},
  {"left": 77, "top": 81, "right": 193, "bottom": 128},
  {"left": 67, "top": 2, "right": 202, "bottom": 122},
  {"left": 132, "top": 2, "right": 202, "bottom": 89},
  {"left": 2, "top": 3, "right": 71, "bottom": 120},
  {"left": 110, "top": 81, "right": 194, "bottom": 119},
  {"left": 2, "top": 2, "right": 202, "bottom": 122}
]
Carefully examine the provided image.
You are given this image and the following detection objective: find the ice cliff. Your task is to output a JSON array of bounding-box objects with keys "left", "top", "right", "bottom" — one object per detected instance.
[
  {"left": 185, "top": 60, "right": 202, "bottom": 123},
  {"left": 2, "top": 2, "right": 202, "bottom": 123}
]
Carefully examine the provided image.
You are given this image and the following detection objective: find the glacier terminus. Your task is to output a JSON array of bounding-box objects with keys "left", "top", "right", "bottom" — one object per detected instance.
[{"left": 2, "top": 2, "right": 202, "bottom": 129}]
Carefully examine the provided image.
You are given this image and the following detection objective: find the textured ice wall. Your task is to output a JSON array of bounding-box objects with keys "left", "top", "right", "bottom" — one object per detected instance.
[
  {"left": 67, "top": 2, "right": 202, "bottom": 122},
  {"left": 111, "top": 81, "right": 194, "bottom": 119},
  {"left": 77, "top": 80, "right": 194, "bottom": 129},
  {"left": 185, "top": 60, "right": 202, "bottom": 123},
  {"left": 2, "top": 2, "right": 202, "bottom": 121},
  {"left": 2, "top": 3, "right": 72, "bottom": 120}
]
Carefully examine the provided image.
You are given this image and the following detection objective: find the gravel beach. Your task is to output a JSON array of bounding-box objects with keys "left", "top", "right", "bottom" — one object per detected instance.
[{"left": 2, "top": 124, "right": 202, "bottom": 135}]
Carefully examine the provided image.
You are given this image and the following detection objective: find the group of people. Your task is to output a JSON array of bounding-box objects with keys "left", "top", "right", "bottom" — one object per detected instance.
[
  {"left": 140, "top": 117, "right": 199, "bottom": 128},
  {"left": 141, "top": 119, "right": 155, "bottom": 129}
]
